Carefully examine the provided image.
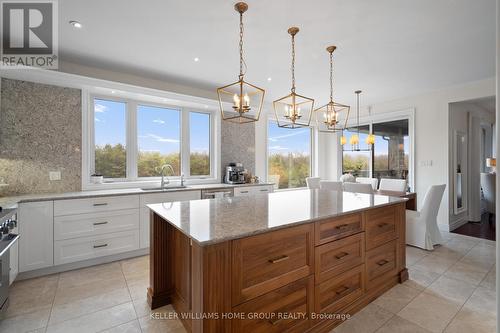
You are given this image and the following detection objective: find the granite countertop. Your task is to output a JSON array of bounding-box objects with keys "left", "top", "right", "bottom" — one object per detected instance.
[
  {"left": 0, "top": 182, "right": 274, "bottom": 208},
  {"left": 148, "top": 189, "right": 408, "bottom": 246}
]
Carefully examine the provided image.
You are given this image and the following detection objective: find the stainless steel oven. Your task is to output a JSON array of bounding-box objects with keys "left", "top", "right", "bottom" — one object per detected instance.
[{"left": 0, "top": 209, "right": 18, "bottom": 318}]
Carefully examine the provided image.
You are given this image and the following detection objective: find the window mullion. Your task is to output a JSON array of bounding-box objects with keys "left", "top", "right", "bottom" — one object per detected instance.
[
  {"left": 128, "top": 100, "right": 138, "bottom": 180},
  {"left": 181, "top": 109, "right": 190, "bottom": 177}
]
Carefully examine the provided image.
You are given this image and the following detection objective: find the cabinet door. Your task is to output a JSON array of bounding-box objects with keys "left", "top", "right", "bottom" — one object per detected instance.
[
  {"left": 139, "top": 190, "right": 201, "bottom": 248},
  {"left": 9, "top": 239, "right": 19, "bottom": 284},
  {"left": 19, "top": 201, "right": 54, "bottom": 272}
]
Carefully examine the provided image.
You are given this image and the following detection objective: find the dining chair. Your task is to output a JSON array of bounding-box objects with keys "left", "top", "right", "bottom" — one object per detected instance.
[
  {"left": 406, "top": 184, "right": 446, "bottom": 250},
  {"left": 379, "top": 178, "right": 407, "bottom": 192},
  {"left": 306, "top": 177, "right": 321, "bottom": 189},
  {"left": 343, "top": 182, "right": 373, "bottom": 194},
  {"left": 356, "top": 177, "right": 379, "bottom": 190},
  {"left": 320, "top": 180, "right": 343, "bottom": 191}
]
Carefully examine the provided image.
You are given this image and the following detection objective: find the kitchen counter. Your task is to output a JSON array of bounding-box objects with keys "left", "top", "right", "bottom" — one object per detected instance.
[
  {"left": 148, "top": 189, "right": 407, "bottom": 246},
  {"left": 0, "top": 182, "right": 274, "bottom": 208},
  {"left": 147, "top": 188, "right": 408, "bottom": 332}
]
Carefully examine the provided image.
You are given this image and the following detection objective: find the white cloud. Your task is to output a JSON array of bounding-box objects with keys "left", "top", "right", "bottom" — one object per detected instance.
[
  {"left": 145, "top": 133, "right": 179, "bottom": 143},
  {"left": 269, "top": 145, "right": 289, "bottom": 150},
  {"left": 153, "top": 119, "right": 165, "bottom": 124},
  {"left": 94, "top": 103, "right": 107, "bottom": 113},
  {"left": 269, "top": 130, "right": 307, "bottom": 142},
  {"left": 94, "top": 117, "right": 104, "bottom": 123}
]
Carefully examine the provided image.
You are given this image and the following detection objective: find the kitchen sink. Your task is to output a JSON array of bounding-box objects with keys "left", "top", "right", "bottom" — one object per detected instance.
[{"left": 141, "top": 185, "right": 188, "bottom": 191}]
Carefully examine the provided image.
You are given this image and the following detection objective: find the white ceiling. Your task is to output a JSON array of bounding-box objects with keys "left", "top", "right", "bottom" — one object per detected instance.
[{"left": 59, "top": 0, "right": 496, "bottom": 106}]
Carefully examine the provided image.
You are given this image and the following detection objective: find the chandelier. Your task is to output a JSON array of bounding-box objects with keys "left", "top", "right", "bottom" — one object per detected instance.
[
  {"left": 273, "top": 27, "right": 314, "bottom": 129},
  {"left": 341, "top": 90, "right": 374, "bottom": 151},
  {"left": 315, "top": 46, "right": 350, "bottom": 133},
  {"left": 216, "top": 2, "right": 265, "bottom": 124}
]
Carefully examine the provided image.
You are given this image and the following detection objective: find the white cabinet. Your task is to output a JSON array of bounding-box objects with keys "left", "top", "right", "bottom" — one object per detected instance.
[
  {"left": 234, "top": 185, "right": 274, "bottom": 197},
  {"left": 54, "top": 230, "right": 139, "bottom": 265},
  {"left": 139, "top": 190, "right": 201, "bottom": 248},
  {"left": 9, "top": 238, "right": 18, "bottom": 284},
  {"left": 19, "top": 201, "right": 54, "bottom": 272},
  {"left": 54, "top": 195, "right": 139, "bottom": 216}
]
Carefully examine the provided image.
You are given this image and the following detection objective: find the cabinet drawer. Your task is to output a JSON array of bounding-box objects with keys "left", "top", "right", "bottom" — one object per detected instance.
[
  {"left": 54, "top": 209, "right": 139, "bottom": 241},
  {"left": 54, "top": 195, "right": 140, "bottom": 216},
  {"left": 254, "top": 185, "right": 274, "bottom": 194},
  {"left": 365, "top": 240, "right": 398, "bottom": 289},
  {"left": 232, "top": 276, "right": 313, "bottom": 333},
  {"left": 232, "top": 224, "right": 314, "bottom": 306},
  {"left": 315, "top": 213, "right": 363, "bottom": 245},
  {"left": 234, "top": 187, "right": 253, "bottom": 197},
  {"left": 315, "top": 265, "right": 364, "bottom": 315},
  {"left": 315, "top": 233, "right": 365, "bottom": 283},
  {"left": 365, "top": 205, "right": 398, "bottom": 250},
  {"left": 54, "top": 230, "right": 139, "bottom": 265}
]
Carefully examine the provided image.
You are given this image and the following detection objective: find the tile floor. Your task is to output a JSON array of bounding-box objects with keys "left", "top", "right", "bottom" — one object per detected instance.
[{"left": 0, "top": 231, "right": 496, "bottom": 333}]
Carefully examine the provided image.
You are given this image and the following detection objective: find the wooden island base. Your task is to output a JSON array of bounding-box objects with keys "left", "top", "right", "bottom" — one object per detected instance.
[{"left": 148, "top": 202, "right": 408, "bottom": 333}]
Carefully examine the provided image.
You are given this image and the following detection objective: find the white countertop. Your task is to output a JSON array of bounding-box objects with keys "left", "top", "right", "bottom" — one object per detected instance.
[
  {"left": 148, "top": 189, "right": 408, "bottom": 246},
  {"left": 0, "top": 182, "right": 274, "bottom": 208}
]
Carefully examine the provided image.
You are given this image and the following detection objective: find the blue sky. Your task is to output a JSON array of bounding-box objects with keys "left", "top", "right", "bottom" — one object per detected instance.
[
  {"left": 268, "top": 122, "right": 311, "bottom": 155},
  {"left": 94, "top": 99, "right": 210, "bottom": 155}
]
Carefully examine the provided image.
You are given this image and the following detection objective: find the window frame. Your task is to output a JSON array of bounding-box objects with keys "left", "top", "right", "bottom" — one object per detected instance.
[
  {"left": 340, "top": 109, "right": 415, "bottom": 190},
  {"left": 84, "top": 93, "right": 218, "bottom": 189},
  {"left": 265, "top": 117, "right": 315, "bottom": 190}
]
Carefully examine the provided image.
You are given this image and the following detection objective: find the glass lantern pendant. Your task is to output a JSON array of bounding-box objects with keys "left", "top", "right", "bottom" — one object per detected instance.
[
  {"left": 314, "top": 46, "right": 350, "bottom": 133},
  {"left": 217, "top": 2, "right": 265, "bottom": 124},
  {"left": 273, "top": 27, "right": 314, "bottom": 129}
]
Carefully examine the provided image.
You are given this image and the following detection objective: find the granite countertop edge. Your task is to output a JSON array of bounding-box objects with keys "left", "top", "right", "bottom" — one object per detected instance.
[{"left": 151, "top": 196, "right": 409, "bottom": 247}]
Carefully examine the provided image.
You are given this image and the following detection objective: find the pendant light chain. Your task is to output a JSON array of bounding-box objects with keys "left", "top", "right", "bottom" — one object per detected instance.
[
  {"left": 291, "top": 33, "right": 296, "bottom": 93},
  {"left": 239, "top": 11, "right": 244, "bottom": 79},
  {"left": 329, "top": 51, "right": 333, "bottom": 102},
  {"left": 356, "top": 91, "right": 360, "bottom": 137}
]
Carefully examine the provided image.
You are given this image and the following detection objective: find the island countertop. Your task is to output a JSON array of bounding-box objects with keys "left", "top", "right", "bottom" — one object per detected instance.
[{"left": 147, "top": 189, "right": 408, "bottom": 246}]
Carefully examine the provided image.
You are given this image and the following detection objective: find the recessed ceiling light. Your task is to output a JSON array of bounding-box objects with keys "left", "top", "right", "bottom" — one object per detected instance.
[
  {"left": 194, "top": 57, "right": 200, "bottom": 62},
  {"left": 69, "top": 20, "right": 82, "bottom": 29},
  {"left": 267, "top": 77, "right": 272, "bottom": 81}
]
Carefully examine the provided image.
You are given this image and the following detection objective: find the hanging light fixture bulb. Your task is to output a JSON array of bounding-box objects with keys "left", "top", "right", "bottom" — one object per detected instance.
[
  {"left": 273, "top": 27, "right": 314, "bottom": 129},
  {"left": 349, "top": 90, "right": 362, "bottom": 150},
  {"left": 314, "top": 46, "right": 350, "bottom": 134},
  {"left": 340, "top": 129, "right": 347, "bottom": 145},
  {"left": 217, "top": 2, "right": 265, "bottom": 124}
]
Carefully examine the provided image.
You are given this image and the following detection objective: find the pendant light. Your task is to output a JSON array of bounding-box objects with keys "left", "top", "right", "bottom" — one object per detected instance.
[
  {"left": 342, "top": 90, "right": 373, "bottom": 151},
  {"left": 217, "top": 2, "right": 265, "bottom": 124},
  {"left": 314, "top": 46, "right": 350, "bottom": 133},
  {"left": 273, "top": 27, "right": 314, "bottom": 129}
]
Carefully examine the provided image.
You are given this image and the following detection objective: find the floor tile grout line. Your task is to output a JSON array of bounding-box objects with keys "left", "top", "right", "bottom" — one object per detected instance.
[
  {"left": 43, "top": 272, "right": 60, "bottom": 332},
  {"left": 440, "top": 282, "right": 480, "bottom": 332},
  {"left": 119, "top": 259, "right": 144, "bottom": 333}
]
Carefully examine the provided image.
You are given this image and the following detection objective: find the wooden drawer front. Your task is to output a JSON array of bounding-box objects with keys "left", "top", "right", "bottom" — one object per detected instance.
[
  {"left": 54, "top": 230, "right": 139, "bottom": 265},
  {"left": 315, "top": 233, "right": 365, "bottom": 283},
  {"left": 365, "top": 205, "right": 398, "bottom": 250},
  {"left": 54, "top": 209, "right": 139, "bottom": 241},
  {"left": 54, "top": 195, "right": 140, "bottom": 216},
  {"left": 315, "top": 265, "right": 364, "bottom": 314},
  {"left": 232, "top": 276, "right": 313, "bottom": 333},
  {"left": 366, "top": 240, "right": 397, "bottom": 289},
  {"left": 315, "top": 213, "right": 363, "bottom": 245},
  {"left": 232, "top": 224, "right": 314, "bottom": 305}
]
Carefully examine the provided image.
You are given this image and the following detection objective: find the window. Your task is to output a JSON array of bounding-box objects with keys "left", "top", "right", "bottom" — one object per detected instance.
[
  {"left": 94, "top": 99, "right": 127, "bottom": 179},
  {"left": 342, "top": 118, "right": 411, "bottom": 187},
  {"left": 89, "top": 95, "right": 215, "bottom": 185},
  {"left": 267, "top": 121, "right": 311, "bottom": 189},
  {"left": 342, "top": 125, "right": 370, "bottom": 177},
  {"left": 190, "top": 112, "right": 211, "bottom": 176},
  {"left": 137, "top": 105, "right": 181, "bottom": 177}
]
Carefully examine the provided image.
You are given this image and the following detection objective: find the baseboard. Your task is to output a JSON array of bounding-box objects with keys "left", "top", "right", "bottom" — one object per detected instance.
[
  {"left": 449, "top": 217, "right": 469, "bottom": 231},
  {"left": 17, "top": 248, "right": 149, "bottom": 281}
]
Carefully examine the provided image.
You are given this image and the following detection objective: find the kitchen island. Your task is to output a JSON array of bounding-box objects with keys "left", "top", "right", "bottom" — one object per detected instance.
[{"left": 147, "top": 189, "right": 408, "bottom": 333}]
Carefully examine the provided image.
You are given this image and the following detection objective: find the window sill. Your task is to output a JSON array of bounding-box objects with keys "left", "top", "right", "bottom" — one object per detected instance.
[{"left": 82, "top": 177, "right": 220, "bottom": 191}]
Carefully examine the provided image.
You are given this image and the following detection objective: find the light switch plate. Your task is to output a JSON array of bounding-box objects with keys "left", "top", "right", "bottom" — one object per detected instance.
[{"left": 49, "top": 171, "right": 61, "bottom": 181}]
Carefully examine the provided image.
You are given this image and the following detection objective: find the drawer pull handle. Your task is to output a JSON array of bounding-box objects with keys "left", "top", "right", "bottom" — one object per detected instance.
[
  {"left": 335, "top": 252, "right": 349, "bottom": 259},
  {"left": 93, "top": 221, "right": 108, "bottom": 226},
  {"left": 335, "top": 285, "right": 350, "bottom": 295},
  {"left": 93, "top": 243, "right": 108, "bottom": 248},
  {"left": 377, "top": 259, "right": 389, "bottom": 266},
  {"left": 378, "top": 223, "right": 390, "bottom": 228},
  {"left": 335, "top": 224, "right": 349, "bottom": 230},
  {"left": 240, "top": 191, "right": 249, "bottom": 193},
  {"left": 268, "top": 255, "right": 289, "bottom": 264},
  {"left": 268, "top": 317, "right": 283, "bottom": 326},
  {"left": 260, "top": 189, "right": 268, "bottom": 192},
  {"left": 93, "top": 203, "right": 108, "bottom": 207}
]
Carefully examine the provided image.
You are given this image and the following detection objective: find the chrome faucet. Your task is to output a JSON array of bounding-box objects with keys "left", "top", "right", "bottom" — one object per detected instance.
[{"left": 160, "top": 164, "right": 175, "bottom": 188}]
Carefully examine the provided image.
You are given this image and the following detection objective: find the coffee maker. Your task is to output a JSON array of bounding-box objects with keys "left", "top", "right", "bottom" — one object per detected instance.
[{"left": 225, "top": 163, "right": 245, "bottom": 184}]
